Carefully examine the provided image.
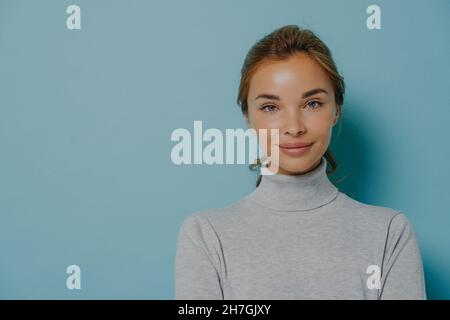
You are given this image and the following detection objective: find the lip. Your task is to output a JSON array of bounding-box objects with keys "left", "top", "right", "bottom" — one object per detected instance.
[
  {"left": 279, "top": 142, "right": 313, "bottom": 148},
  {"left": 278, "top": 142, "right": 313, "bottom": 157}
]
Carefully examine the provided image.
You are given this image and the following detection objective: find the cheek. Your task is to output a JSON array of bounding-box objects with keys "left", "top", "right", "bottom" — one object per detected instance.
[
  {"left": 307, "top": 112, "right": 334, "bottom": 137},
  {"left": 250, "top": 112, "right": 280, "bottom": 130},
  {"left": 249, "top": 113, "right": 280, "bottom": 147}
]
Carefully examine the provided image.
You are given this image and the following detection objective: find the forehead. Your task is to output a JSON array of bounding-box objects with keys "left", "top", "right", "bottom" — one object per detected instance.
[{"left": 248, "top": 53, "right": 333, "bottom": 97}]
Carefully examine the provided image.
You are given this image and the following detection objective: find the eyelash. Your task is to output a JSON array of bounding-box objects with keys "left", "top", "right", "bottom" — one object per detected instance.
[{"left": 259, "top": 100, "right": 323, "bottom": 112}]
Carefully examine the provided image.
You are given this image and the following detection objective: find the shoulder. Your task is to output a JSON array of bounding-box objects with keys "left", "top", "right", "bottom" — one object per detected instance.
[
  {"left": 385, "top": 211, "right": 418, "bottom": 240},
  {"left": 175, "top": 209, "right": 222, "bottom": 257},
  {"left": 177, "top": 209, "right": 216, "bottom": 239},
  {"left": 177, "top": 197, "right": 250, "bottom": 240},
  {"left": 334, "top": 192, "right": 420, "bottom": 247},
  {"left": 335, "top": 191, "right": 405, "bottom": 227}
]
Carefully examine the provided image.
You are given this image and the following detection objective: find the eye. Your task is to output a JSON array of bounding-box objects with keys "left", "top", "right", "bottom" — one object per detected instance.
[
  {"left": 260, "top": 104, "right": 278, "bottom": 113},
  {"left": 306, "top": 100, "right": 323, "bottom": 109}
]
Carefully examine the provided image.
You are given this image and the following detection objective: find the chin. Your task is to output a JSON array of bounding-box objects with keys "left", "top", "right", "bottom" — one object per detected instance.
[
  {"left": 274, "top": 155, "right": 318, "bottom": 174},
  {"left": 273, "top": 161, "right": 308, "bottom": 175}
]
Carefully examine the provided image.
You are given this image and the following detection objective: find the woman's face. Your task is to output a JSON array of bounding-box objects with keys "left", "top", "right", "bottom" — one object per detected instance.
[{"left": 245, "top": 52, "right": 340, "bottom": 175}]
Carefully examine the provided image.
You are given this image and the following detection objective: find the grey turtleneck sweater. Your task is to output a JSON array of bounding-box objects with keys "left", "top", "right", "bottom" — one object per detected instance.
[{"left": 175, "top": 157, "right": 427, "bottom": 299}]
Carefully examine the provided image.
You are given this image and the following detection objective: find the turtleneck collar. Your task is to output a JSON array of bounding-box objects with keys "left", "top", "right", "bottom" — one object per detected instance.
[{"left": 247, "top": 156, "right": 339, "bottom": 212}]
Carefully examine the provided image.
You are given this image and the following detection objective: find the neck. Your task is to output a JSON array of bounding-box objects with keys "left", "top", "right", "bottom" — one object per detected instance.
[{"left": 248, "top": 156, "right": 339, "bottom": 212}]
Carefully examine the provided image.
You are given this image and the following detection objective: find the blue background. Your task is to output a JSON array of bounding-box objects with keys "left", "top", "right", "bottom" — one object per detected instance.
[{"left": 0, "top": 0, "right": 449, "bottom": 299}]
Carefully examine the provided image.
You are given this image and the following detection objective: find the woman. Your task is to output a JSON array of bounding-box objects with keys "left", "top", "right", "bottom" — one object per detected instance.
[{"left": 175, "top": 25, "right": 426, "bottom": 300}]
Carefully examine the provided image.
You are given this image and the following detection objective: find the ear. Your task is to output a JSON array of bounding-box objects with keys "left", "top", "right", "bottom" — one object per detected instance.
[
  {"left": 245, "top": 113, "right": 252, "bottom": 128},
  {"left": 333, "top": 105, "right": 340, "bottom": 126}
]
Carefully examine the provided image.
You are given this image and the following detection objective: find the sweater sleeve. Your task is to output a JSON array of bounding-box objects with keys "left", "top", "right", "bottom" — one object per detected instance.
[
  {"left": 379, "top": 212, "right": 427, "bottom": 299},
  {"left": 175, "top": 212, "right": 224, "bottom": 300}
]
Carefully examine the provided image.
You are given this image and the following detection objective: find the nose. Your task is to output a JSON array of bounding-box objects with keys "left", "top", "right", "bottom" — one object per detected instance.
[
  {"left": 286, "top": 127, "right": 304, "bottom": 136},
  {"left": 283, "top": 108, "right": 306, "bottom": 136}
]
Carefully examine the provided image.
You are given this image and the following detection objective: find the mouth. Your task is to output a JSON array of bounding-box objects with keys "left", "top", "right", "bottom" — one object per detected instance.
[{"left": 277, "top": 142, "right": 313, "bottom": 157}]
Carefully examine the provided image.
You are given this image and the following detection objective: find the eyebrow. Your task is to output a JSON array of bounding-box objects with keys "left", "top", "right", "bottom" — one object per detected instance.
[{"left": 254, "top": 88, "right": 328, "bottom": 101}]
